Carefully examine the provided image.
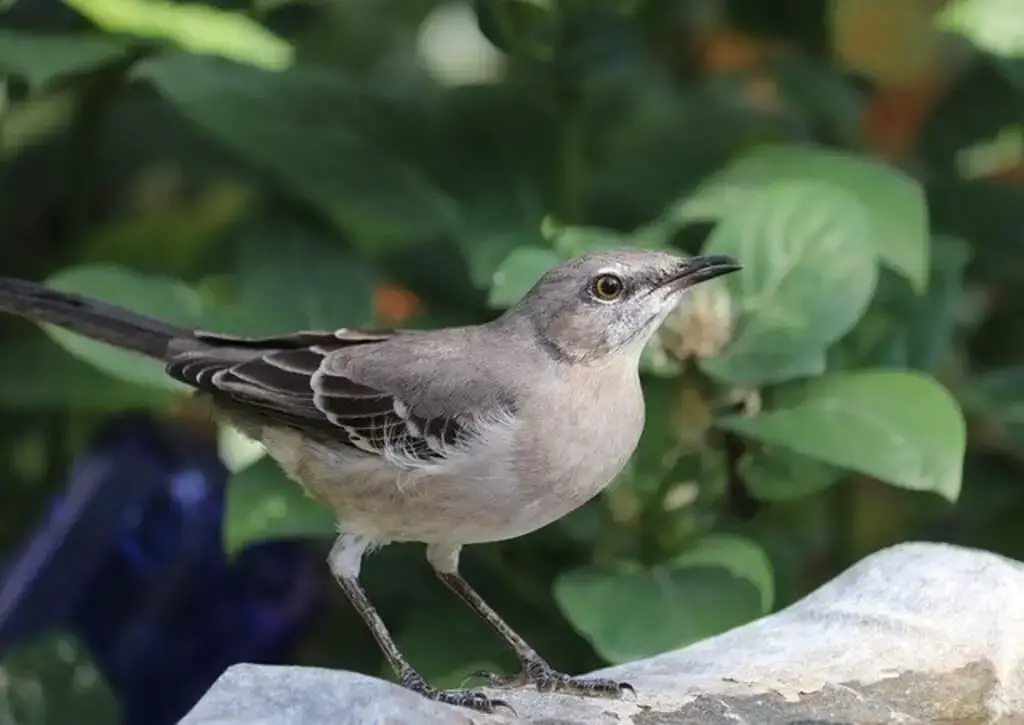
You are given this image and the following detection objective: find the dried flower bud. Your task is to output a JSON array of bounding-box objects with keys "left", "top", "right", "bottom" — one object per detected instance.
[{"left": 658, "top": 281, "right": 735, "bottom": 361}]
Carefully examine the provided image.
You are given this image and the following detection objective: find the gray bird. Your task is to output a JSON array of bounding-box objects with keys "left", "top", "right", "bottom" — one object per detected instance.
[{"left": 0, "top": 248, "right": 740, "bottom": 713}]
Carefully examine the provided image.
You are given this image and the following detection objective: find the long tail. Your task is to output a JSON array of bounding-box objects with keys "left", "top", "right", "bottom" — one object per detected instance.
[{"left": 0, "top": 277, "right": 192, "bottom": 359}]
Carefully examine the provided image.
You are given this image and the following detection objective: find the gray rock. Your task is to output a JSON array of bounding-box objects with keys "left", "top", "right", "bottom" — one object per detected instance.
[{"left": 180, "top": 542, "right": 1024, "bottom": 725}]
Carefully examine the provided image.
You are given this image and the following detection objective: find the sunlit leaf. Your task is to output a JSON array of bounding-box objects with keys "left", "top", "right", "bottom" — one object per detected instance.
[
  {"left": 699, "top": 180, "right": 877, "bottom": 386},
  {"left": 65, "top": 0, "right": 293, "bottom": 70},
  {"left": 674, "top": 146, "right": 928, "bottom": 292}
]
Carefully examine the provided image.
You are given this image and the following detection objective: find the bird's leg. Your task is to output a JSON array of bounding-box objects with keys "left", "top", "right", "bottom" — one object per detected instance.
[
  {"left": 426, "top": 544, "right": 634, "bottom": 699},
  {"left": 328, "top": 535, "right": 512, "bottom": 714}
]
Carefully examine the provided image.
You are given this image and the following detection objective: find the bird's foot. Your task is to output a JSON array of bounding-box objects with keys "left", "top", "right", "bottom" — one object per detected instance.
[
  {"left": 467, "top": 659, "right": 635, "bottom": 699},
  {"left": 402, "top": 674, "right": 515, "bottom": 715}
]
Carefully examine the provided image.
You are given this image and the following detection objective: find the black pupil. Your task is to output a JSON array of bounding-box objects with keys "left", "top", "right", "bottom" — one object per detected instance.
[{"left": 597, "top": 275, "right": 621, "bottom": 297}]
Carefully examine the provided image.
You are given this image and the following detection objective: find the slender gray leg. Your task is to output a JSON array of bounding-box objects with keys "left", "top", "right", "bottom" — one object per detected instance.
[
  {"left": 328, "top": 534, "right": 512, "bottom": 714},
  {"left": 426, "top": 543, "right": 634, "bottom": 699}
]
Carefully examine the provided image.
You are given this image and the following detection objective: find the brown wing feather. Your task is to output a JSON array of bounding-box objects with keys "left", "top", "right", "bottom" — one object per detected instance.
[{"left": 167, "top": 328, "right": 471, "bottom": 464}]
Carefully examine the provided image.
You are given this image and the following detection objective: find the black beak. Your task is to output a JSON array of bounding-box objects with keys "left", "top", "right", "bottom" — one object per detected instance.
[{"left": 662, "top": 253, "right": 742, "bottom": 289}]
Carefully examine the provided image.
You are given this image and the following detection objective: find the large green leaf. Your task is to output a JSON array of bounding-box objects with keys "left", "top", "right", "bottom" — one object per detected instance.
[
  {"left": 718, "top": 370, "right": 966, "bottom": 501},
  {"left": 140, "top": 53, "right": 461, "bottom": 252},
  {"left": 228, "top": 218, "right": 375, "bottom": 334},
  {"left": 41, "top": 264, "right": 204, "bottom": 391},
  {"left": 673, "top": 146, "right": 929, "bottom": 292},
  {"left": 224, "top": 456, "right": 337, "bottom": 555},
  {"left": 698, "top": 180, "right": 878, "bottom": 386},
  {"left": 0, "top": 632, "right": 119, "bottom": 725},
  {"left": 553, "top": 534, "right": 771, "bottom": 663},
  {"left": 0, "top": 30, "right": 132, "bottom": 89},
  {"left": 65, "top": 0, "right": 293, "bottom": 70}
]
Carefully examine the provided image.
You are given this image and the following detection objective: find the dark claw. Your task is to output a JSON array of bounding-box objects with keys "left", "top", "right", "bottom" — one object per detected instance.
[
  {"left": 402, "top": 674, "right": 515, "bottom": 714},
  {"left": 489, "top": 698, "right": 517, "bottom": 716}
]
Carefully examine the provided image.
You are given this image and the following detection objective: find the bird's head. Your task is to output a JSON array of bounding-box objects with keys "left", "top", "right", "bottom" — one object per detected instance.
[{"left": 503, "top": 248, "right": 742, "bottom": 363}]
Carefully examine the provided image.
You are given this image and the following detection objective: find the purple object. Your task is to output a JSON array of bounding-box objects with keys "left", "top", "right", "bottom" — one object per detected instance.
[{"left": 0, "top": 412, "right": 323, "bottom": 725}]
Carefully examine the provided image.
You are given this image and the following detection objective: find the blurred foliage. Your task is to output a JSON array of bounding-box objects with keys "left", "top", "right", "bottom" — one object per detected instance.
[
  {"left": 0, "top": 632, "right": 118, "bottom": 724},
  {"left": 2, "top": 0, "right": 1024, "bottom": 708}
]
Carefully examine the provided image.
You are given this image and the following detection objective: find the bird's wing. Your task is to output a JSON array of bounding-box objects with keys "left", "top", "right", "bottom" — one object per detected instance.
[{"left": 167, "top": 328, "right": 515, "bottom": 466}]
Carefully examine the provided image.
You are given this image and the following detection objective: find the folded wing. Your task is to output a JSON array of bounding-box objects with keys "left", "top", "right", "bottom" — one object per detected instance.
[{"left": 167, "top": 328, "right": 503, "bottom": 467}]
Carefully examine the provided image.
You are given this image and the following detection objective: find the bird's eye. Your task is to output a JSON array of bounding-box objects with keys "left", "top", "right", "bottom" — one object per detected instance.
[{"left": 591, "top": 273, "right": 625, "bottom": 302}]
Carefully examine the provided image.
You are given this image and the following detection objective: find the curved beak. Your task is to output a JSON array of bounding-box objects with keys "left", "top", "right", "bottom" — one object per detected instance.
[{"left": 660, "top": 253, "right": 742, "bottom": 290}]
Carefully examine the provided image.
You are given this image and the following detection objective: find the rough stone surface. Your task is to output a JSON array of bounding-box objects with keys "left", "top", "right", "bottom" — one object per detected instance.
[{"left": 180, "top": 542, "right": 1024, "bottom": 725}]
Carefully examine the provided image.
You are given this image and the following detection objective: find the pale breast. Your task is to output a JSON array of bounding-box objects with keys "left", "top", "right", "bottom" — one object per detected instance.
[
  {"left": 251, "top": 358, "right": 646, "bottom": 547},
  {"left": 503, "top": 359, "right": 645, "bottom": 533}
]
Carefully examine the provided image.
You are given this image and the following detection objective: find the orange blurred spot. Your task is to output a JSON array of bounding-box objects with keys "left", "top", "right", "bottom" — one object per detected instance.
[
  {"left": 862, "top": 82, "right": 941, "bottom": 166},
  {"left": 697, "top": 31, "right": 774, "bottom": 73},
  {"left": 374, "top": 282, "right": 422, "bottom": 325}
]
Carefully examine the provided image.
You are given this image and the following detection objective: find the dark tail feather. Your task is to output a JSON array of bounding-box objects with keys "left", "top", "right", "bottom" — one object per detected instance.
[{"left": 0, "top": 277, "right": 192, "bottom": 359}]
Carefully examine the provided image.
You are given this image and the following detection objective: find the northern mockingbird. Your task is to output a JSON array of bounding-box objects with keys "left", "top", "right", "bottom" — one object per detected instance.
[{"left": 0, "top": 248, "right": 740, "bottom": 713}]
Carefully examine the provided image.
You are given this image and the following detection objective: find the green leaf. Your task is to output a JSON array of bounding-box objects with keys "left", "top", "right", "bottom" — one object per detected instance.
[
  {"left": 830, "top": 235, "right": 970, "bottom": 373},
  {"left": 901, "top": 235, "right": 972, "bottom": 372},
  {"left": 0, "top": 333, "right": 176, "bottom": 409},
  {"left": 474, "top": 0, "right": 556, "bottom": 62},
  {"left": 672, "top": 534, "right": 774, "bottom": 612},
  {"left": 66, "top": 0, "right": 293, "bottom": 70},
  {"left": 738, "top": 445, "right": 840, "bottom": 502},
  {"left": 488, "top": 246, "right": 561, "bottom": 309},
  {"left": 554, "top": 536, "right": 769, "bottom": 663},
  {"left": 826, "top": 302, "right": 909, "bottom": 372},
  {"left": 224, "top": 456, "right": 337, "bottom": 555},
  {"left": 718, "top": 370, "right": 966, "bottom": 501},
  {"left": 0, "top": 632, "right": 119, "bottom": 725},
  {"left": 227, "top": 217, "right": 375, "bottom": 334},
  {"left": 698, "top": 180, "right": 878, "bottom": 386},
  {"left": 0, "top": 30, "right": 132, "bottom": 90},
  {"left": 140, "top": 53, "right": 461, "bottom": 251},
  {"left": 42, "top": 264, "right": 204, "bottom": 391},
  {"left": 675, "top": 146, "right": 929, "bottom": 292}
]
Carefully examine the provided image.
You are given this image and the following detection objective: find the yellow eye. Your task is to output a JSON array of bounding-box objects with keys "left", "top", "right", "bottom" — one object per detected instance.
[{"left": 591, "top": 273, "right": 625, "bottom": 301}]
